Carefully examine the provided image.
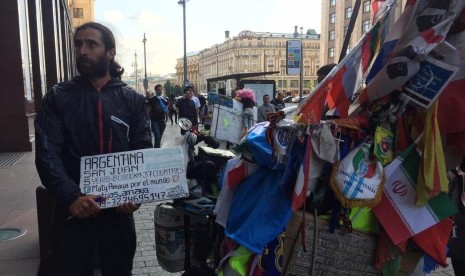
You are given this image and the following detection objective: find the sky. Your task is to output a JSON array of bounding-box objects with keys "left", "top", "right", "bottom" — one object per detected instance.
[{"left": 94, "top": 0, "right": 321, "bottom": 76}]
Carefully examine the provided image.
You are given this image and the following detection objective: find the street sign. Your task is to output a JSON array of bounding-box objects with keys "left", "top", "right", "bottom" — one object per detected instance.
[{"left": 286, "top": 40, "right": 302, "bottom": 76}]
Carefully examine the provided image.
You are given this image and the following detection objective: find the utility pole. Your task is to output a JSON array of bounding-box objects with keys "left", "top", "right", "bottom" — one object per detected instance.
[
  {"left": 142, "top": 33, "right": 148, "bottom": 95},
  {"left": 178, "top": 0, "right": 188, "bottom": 87},
  {"left": 134, "top": 50, "right": 138, "bottom": 91}
]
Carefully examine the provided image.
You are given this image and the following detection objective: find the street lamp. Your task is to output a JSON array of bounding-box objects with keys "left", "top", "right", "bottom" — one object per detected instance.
[
  {"left": 178, "top": 0, "right": 188, "bottom": 88},
  {"left": 142, "top": 33, "right": 148, "bottom": 95},
  {"left": 133, "top": 50, "right": 138, "bottom": 91}
]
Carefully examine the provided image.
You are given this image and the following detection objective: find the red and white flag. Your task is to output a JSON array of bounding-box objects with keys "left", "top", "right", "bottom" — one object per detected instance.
[{"left": 372, "top": 141, "right": 457, "bottom": 245}]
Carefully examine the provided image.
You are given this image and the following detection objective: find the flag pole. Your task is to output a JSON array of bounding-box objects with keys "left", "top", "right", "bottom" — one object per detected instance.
[{"left": 339, "top": 0, "right": 362, "bottom": 62}]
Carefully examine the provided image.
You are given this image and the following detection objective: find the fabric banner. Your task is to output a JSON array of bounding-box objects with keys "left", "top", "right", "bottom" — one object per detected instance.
[
  {"left": 359, "top": 0, "right": 465, "bottom": 104},
  {"left": 372, "top": 142, "right": 457, "bottom": 245}
]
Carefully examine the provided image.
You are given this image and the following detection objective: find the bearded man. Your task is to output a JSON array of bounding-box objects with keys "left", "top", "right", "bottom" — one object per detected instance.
[{"left": 35, "top": 22, "right": 152, "bottom": 276}]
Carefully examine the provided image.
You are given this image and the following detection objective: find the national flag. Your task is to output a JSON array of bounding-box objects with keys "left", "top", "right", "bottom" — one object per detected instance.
[
  {"left": 325, "top": 3, "right": 394, "bottom": 117},
  {"left": 292, "top": 135, "right": 312, "bottom": 210},
  {"left": 359, "top": 0, "right": 462, "bottom": 104},
  {"left": 297, "top": 78, "right": 330, "bottom": 125},
  {"left": 411, "top": 218, "right": 453, "bottom": 266},
  {"left": 228, "top": 159, "right": 252, "bottom": 189},
  {"left": 365, "top": 0, "right": 416, "bottom": 84},
  {"left": 372, "top": 142, "right": 457, "bottom": 245},
  {"left": 416, "top": 102, "right": 449, "bottom": 205}
]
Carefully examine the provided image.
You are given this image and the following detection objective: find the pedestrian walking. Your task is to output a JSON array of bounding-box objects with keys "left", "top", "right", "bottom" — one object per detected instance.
[
  {"left": 147, "top": 84, "right": 168, "bottom": 148},
  {"left": 176, "top": 87, "right": 198, "bottom": 135},
  {"left": 168, "top": 94, "right": 178, "bottom": 125}
]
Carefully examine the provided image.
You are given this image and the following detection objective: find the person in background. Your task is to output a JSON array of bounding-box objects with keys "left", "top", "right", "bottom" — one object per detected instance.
[
  {"left": 257, "top": 94, "right": 275, "bottom": 123},
  {"left": 226, "top": 88, "right": 241, "bottom": 150},
  {"left": 241, "top": 97, "right": 255, "bottom": 139},
  {"left": 147, "top": 84, "right": 168, "bottom": 148},
  {"left": 35, "top": 22, "right": 151, "bottom": 276},
  {"left": 198, "top": 93, "right": 207, "bottom": 125},
  {"left": 168, "top": 94, "right": 178, "bottom": 125},
  {"left": 188, "top": 86, "right": 201, "bottom": 117},
  {"left": 270, "top": 91, "right": 286, "bottom": 111},
  {"left": 176, "top": 87, "right": 198, "bottom": 135},
  {"left": 235, "top": 88, "right": 256, "bottom": 140},
  {"left": 317, "top": 63, "right": 337, "bottom": 83}
]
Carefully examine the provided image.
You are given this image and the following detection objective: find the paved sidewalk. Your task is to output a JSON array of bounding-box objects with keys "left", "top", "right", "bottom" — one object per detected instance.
[{"left": 130, "top": 123, "right": 182, "bottom": 276}]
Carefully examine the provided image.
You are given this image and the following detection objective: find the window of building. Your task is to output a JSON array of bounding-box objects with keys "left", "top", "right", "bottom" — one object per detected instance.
[
  {"left": 73, "top": 8, "right": 83, "bottom": 18},
  {"left": 328, "top": 47, "right": 335, "bottom": 58},
  {"left": 267, "top": 59, "right": 274, "bottom": 67},
  {"left": 330, "top": 13, "right": 336, "bottom": 24},
  {"left": 329, "top": 30, "right": 335, "bottom": 41},
  {"left": 330, "top": 0, "right": 336, "bottom": 6},
  {"left": 304, "top": 80, "right": 312, "bottom": 89},
  {"left": 363, "top": 0, "right": 371, "bottom": 13},
  {"left": 347, "top": 45, "right": 352, "bottom": 54},
  {"left": 290, "top": 80, "right": 299, "bottom": 88},
  {"left": 345, "top": 7, "right": 352, "bottom": 19},
  {"left": 362, "top": 19, "right": 370, "bottom": 33},
  {"left": 280, "top": 60, "right": 286, "bottom": 67},
  {"left": 343, "top": 26, "right": 348, "bottom": 38},
  {"left": 278, "top": 80, "right": 287, "bottom": 88}
]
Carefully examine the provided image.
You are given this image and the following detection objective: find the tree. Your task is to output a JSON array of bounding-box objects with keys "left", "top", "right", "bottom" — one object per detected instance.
[{"left": 164, "top": 80, "right": 182, "bottom": 96}]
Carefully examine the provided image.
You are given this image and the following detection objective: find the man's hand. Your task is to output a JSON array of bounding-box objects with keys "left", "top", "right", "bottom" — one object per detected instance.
[
  {"left": 117, "top": 202, "right": 140, "bottom": 215},
  {"left": 68, "top": 195, "right": 102, "bottom": 218}
]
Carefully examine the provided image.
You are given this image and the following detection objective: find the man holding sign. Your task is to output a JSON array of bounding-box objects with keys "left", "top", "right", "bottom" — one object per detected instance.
[{"left": 35, "top": 22, "right": 152, "bottom": 276}]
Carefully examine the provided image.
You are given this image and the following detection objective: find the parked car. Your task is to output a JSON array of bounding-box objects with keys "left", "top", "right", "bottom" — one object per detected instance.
[
  {"left": 291, "top": 95, "right": 308, "bottom": 103},
  {"left": 283, "top": 95, "right": 293, "bottom": 103}
]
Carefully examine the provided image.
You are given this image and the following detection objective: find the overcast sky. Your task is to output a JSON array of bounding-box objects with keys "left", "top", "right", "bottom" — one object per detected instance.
[{"left": 94, "top": 0, "right": 321, "bottom": 76}]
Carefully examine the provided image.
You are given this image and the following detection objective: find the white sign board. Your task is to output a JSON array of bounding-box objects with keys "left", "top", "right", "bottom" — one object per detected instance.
[
  {"left": 211, "top": 99, "right": 244, "bottom": 145},
  {"left": 79, "top": 147, "right": 188, "bottom": 209},
  {"left": 242, "top": 82, "right": 275, "bottom": 106},
  {"left": 286, "top": 40, "right": 302, "bottom": 75}
]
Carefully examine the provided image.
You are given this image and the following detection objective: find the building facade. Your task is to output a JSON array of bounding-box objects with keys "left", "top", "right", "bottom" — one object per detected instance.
[
  {"left": 67, "top": 0, "right": 95, "bottom": 30},
  {"left": 176, "top": 28, "right": 321, "bottom": 96},
  {"left": 320, "top": 0, "right": 407, "bottom": 65},
  {"left": 0, "top": 0, "right": 76, "bottom": 152}
]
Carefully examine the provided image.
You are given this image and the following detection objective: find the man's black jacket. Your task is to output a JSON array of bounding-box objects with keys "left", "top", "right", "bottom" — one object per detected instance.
[
  {"left": 175, "top": 97, "right": 198, "bottom": 126},
  {"left": 35, "top": 77, "right": 152, "bottom": 214}
]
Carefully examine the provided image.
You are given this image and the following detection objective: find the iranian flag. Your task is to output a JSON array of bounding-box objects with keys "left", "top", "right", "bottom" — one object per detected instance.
[{"left": 372, "top": 142, "right": 457, "bottom": 245}]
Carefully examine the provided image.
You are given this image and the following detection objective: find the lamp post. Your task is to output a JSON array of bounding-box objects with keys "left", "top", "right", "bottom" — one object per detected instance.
[
  {"left": 133, "top": 50, "right": 138, "bottom": 91},
  {"left": 142, "top": 33, "right": 148, "bottom": 95},
  {"left": 178, "top": 0, "right": 188, "bottom": 88}
]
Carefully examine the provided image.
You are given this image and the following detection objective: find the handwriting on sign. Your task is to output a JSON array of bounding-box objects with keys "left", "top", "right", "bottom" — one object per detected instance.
[{"left": 79, "top": 147, "right": 189, "bottom": 209}]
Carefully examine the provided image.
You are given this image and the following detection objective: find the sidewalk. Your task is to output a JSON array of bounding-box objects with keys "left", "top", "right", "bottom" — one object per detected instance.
[{"left": 0, "top": 121, "right": 457, "bottom": 276}]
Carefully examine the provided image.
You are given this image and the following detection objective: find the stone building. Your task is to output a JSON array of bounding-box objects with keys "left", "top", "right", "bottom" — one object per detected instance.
[
  {"left": 320, "top": 0, "right": 407, "bottom": 65},
  {"left": 67, "top": 0, "right": 95, "bottom": 31},
  {"left": 176, "top": 28, "right": 321, "bottom": 96}
]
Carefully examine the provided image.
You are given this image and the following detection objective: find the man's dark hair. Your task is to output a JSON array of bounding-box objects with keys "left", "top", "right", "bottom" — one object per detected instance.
[
  {"left": 316, "top": 63, "right": 337, "bottom": 77},
  {"left": 74, "top": 22, "right": 124, "bottom": 79},
  {"left": 263, "top": 94, "right": 270, "bottom": 100},
  {"left": 154, "top": 84, "right": 163, "bottom": 91}
]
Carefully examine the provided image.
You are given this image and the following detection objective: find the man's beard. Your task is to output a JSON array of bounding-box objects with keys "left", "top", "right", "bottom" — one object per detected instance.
[{"left": 76, "top": 55, "right": 108, "bottom": 79}]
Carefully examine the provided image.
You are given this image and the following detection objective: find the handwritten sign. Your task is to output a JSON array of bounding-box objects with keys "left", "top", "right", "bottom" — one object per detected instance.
[{"left": 79, "top": 146, "right": 188, "bottom": 209}]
